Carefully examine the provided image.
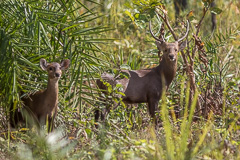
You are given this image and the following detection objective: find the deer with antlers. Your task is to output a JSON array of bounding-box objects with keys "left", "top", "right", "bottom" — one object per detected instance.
[{"left": 95, "top": 15, "right": 189, "bottom": 124}]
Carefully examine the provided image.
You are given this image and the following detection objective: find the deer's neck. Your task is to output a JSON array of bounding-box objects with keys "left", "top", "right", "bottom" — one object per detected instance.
[
  {"left": 157, "top": 58, "right": 177, "bottom": 87},
  {"left": 45, "top": 78, "right": 59, "bottom": 105}
]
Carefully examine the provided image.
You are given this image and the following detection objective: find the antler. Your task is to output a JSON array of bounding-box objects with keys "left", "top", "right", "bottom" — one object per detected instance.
[
  {"left": 149, "top": 20, "right": 165, "bottom": 42},
  {"left": 149, "top": 19, "right": 189, "bottom": 43},
  {"left": 177, "top": 20, "right": 189, "bottom": 42},
  {"left": 155, "top": 8, "right": 189, "bottom": 42}
]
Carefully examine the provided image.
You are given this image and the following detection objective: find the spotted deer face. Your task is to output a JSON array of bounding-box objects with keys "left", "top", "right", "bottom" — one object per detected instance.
[{"left": 40, "top": 59, "right": 70, "bottom": 81}]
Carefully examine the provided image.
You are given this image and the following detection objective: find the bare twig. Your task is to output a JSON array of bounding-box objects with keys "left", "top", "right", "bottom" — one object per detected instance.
[
  {"left": 196, "top": 7, "right": 209, "bottom": 36},
  {"left": 192, "top": 5, "right": 210, "bottom": 59},
  {"left": 155, "top": 8, "right": 178, "bottom": 40}
]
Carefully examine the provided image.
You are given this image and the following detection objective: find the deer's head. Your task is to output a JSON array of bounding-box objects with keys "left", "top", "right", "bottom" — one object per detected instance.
[
  {"left": 40, "top": 59, "right": 70, "bottom": 81},
  {"left": 149, "top": 20, "right": 189, "bottom": 63}
]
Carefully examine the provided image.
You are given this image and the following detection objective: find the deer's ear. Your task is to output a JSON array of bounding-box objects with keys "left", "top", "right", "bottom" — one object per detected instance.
[
  {"left": 40, "top": 59, "right": 48, "bottom": 71},
  {"left": 60, "top": 59, "right": 70, "bottom": 70},
  {"left": 155, "top": 41, "right": 165, "bottom": 51},
  {"left": 179, "top": 41, "right": 187, "bottom": 51}
]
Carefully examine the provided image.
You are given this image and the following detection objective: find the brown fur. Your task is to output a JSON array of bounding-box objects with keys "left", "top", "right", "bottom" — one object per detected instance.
[
  {"left": 96, "top": 41, "right": 187, "bottom": 123},
  {"left": 10, "top": 59, "right": 70, "bottom": 132}
]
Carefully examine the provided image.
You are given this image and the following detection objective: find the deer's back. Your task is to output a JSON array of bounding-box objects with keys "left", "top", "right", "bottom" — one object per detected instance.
[
  {"left": 123, "top": 69, "right": 163, "bottom": 103},
  {"left": 98, "top": 68, "right": 164, "bottom": 103}
]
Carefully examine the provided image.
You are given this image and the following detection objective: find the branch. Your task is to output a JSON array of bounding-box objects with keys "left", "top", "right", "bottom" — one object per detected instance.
[
  {"left": 155, "top": 8, "right": 178, "bottom": 41},
  {"left": 192, "top": 4, "right": 210, "bottom": 62},
  {"left": 196, "top": 6, "right": 209, "bottom": 36}
]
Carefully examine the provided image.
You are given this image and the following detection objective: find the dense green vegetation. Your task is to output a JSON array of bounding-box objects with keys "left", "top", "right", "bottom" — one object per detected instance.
[{"left": 0, "top": 0, "right": 239, "bottom": 159}]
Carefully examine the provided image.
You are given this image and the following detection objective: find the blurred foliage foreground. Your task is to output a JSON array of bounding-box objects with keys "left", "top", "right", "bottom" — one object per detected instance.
[{"left": 0, "top": 0, "right": 240, "bottom": 159}]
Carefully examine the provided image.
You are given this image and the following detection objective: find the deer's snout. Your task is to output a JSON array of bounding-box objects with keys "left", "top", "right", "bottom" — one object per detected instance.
[
  {"left": 168, "top": 54, "right": 175, "bottom": 61},
  {"left": 55, "top": 73, "right": 61, "bottom": 78}
]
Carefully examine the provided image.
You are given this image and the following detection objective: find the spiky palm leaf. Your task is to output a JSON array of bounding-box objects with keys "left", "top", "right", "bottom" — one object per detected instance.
[{"left": 0, "top": 0, "right": 111, "bottom": 129}]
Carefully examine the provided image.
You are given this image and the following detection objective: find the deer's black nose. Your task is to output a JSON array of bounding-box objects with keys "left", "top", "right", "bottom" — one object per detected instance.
[
  {"left": 55, "top": 73, "right": 60, "bottom": 77},
  {"left": 169, "top": 54, "right": 175, "bottom": 60}
]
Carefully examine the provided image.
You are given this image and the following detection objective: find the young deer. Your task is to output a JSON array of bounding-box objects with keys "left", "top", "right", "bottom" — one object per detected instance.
[
  {"left": 95, "top": 20, "right": 189, "bottom": 123},
  {"left": 10, "top": 58, "right": 70, "bottom": 132}
]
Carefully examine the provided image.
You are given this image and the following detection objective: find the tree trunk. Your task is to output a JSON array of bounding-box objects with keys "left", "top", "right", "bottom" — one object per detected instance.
[
  {"left": 211, "top": 2, "right": 217, "bottom": 31},
  {"left": 174, "top": 0, "right": 188, "bottom": 19}
]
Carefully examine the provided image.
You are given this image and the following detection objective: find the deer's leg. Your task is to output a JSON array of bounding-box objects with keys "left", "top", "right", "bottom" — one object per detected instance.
[
  {"left": 47, "top": 108, "right": 57, "bottom": 132},
  {"left": 94, "top": 109, "right": 102, "bottom": 122},
  {"left": 147, "top": 98, "right": 159, "bottom": 125},
  {"left": 94, "top": 107, "right": 105, "bottom": 128},
  {"left": 10, "top": 102, "right": 24, "bottom": 128},
  {"left": 95, "top": 98, "right": 114, "bottom": 123},
  {"left": 10, "top": 108, "right": 23, "bottom": 128},
  {"left": 101, "top": 106, "right": 110, "bottom": 121},
  {"left": 47, "top": 116, "right": 54, "bottom": 132}
]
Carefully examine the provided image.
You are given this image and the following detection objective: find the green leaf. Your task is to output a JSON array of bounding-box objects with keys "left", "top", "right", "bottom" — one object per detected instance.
[
  {"left": 120, "top": 64, "right": 131, "bottom": 70},
  {"left": 119, "top": 72, "right": 130, "bottom": 79},
  {"left": 116, "top": 83, "right": 123, "bottom": 88},
  {"left": 125, "top": 10, "right": 134, "bottom": 21},
  {"left": 210, "top": 7, "right": 223, "bottom": 15},
  {"left": 134, "top": 13, "right": 140, "bottom": 19}
]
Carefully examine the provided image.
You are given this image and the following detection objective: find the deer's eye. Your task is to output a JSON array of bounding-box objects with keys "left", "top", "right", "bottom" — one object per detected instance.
[
  {"left": 175, "top": 49, "right": 178, "bottom": 52},
  {"left": 164, "top": 49, "right": 168, "bottom": 52},
  {"left": 49, "top": 67, "right": 53, "bottom": 71}
]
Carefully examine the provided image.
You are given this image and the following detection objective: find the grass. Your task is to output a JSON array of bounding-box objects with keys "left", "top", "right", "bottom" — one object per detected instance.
[{"left": 0, "top": 0, "right": 240, "bottom": 159}]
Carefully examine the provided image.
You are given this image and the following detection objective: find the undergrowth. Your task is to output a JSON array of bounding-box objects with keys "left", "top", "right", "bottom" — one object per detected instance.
[{"left": 0, "top": 0, "right": 239, "bottom": 159}]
